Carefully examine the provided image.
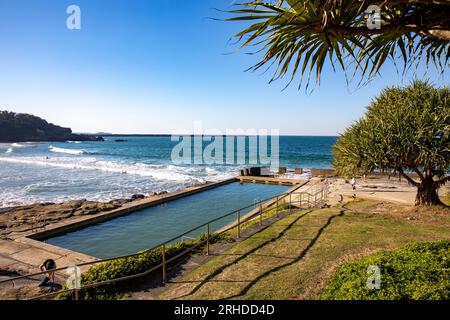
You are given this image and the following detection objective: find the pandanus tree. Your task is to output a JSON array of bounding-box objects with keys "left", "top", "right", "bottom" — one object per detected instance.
[
  {"left": 333, "top": 81, "right": 449, "bottom": 206},
  {"left": 226, "top": 0, "right": 449, "bottom": 88}
]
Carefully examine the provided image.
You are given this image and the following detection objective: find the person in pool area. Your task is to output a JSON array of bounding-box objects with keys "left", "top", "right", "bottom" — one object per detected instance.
[
  {"left": 351, "top": 177, "right": 356, "bottom": 190},
  {"left": 39, "top": 259, "right": 56, "bottom": 287}
]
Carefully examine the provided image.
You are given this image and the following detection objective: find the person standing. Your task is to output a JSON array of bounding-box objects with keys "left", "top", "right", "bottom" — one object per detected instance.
[{"left": 351, "top": 177, "right": 356, "bottom": 190}]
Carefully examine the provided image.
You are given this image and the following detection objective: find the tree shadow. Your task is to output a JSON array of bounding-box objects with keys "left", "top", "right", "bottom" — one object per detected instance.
[
  {"left": 211, "top": 252, "right": 297, "bottom": 260},
  {"left": 223, "top": 209, "right": 346, "bottom": 299},
  {"left": 171, "top": 210, "right": 313, "bottom": 299}
]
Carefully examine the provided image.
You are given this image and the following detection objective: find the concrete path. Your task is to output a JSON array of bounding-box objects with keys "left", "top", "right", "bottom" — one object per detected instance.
[
  {"left": 0, "top": 238, "right": 97, "bottom": 299},
  {"left": 328, "top": 176, "right": 449, "bottom": 206}
]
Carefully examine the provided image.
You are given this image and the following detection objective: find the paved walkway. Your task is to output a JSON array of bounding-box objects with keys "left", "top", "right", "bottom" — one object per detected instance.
[
  {"left": 328, "top": 176, "right": 449, "bottom": 206},
  {"left": 0, "top": 238, "right": 97, "bottom": 299}
]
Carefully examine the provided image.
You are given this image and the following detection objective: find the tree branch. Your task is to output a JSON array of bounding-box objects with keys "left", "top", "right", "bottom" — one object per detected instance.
[
  {"left": 436, "top": 175, "right": 450, "bottom": 185},
  {"left": 330, "top": 23, "right": 450, "bottom": 37},
  {"left": 397, "top": 167, "right": 420, "bottom": 186},
  {"left": 332, "top": 25, "right": 423, "bottom": 36},
  {"left": 377, "top": 0, "right": 450, "bottom": 6},
  {"left": 413, "top": 167, "right": 425, "bottom": 181}
]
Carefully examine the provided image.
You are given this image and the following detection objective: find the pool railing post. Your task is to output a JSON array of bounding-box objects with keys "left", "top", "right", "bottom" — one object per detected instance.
[
  {"left": 206, "top": 223, "right": 210, "bottom": 256},
  {"left": 289, "top": 193, "right": 292, "bottom": 213},
  {"left": 276, "top": 196, "right": 279, "bottom": 218},
  {"left": 237, "top": 211, "right": 241, "bottom": 239},
  {"left": 299, "top": 193, "right": 302, "bottom": 209},
  {"left": 162, "top": 244, "right": 167, "bottom": 283},
  {"left": 259, "top": 203, "right": 263, "bottom": 226}
]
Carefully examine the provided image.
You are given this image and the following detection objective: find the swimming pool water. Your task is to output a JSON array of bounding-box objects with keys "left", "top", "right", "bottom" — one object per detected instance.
[{"left": 44, "top": 182, "right": 290, "bottom": 258}]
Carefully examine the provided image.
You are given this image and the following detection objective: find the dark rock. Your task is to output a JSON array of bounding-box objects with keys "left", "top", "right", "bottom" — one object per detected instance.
[
  {"left": 131, "top": 194, "right": 145, "bottom": 200},
  {"left": 108, "top": 199, "right": 131, "bottom": 207},
  {"left": 157, "top": 190, "right": 169, "bottom": 196},
  {"left": 0, "top": 111, "right": 104, "bottom": 142},
  {"left": 114, "top": 139, "right": 128, "bottom": 142},
  {"left": 0, "top": 207, "right": 16, "bottom": 214}
]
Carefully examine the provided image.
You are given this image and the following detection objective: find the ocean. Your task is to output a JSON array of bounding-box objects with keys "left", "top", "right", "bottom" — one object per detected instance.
[{"left": 0, "top": 136, "right": 336, "bottom": 207}]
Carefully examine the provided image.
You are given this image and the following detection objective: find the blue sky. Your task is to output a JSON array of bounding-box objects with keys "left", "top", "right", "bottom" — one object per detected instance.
[{"left": 0, "top": 0, "right": 448, "bottom": 135}]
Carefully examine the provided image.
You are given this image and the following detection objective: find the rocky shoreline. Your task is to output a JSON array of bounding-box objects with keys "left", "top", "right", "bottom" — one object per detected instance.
[
  {"left": 0, "top": 198, "right": 136, "bottom": 239},
  {"left": 0, "top": 189, "right": 174, "bottom": 240}
]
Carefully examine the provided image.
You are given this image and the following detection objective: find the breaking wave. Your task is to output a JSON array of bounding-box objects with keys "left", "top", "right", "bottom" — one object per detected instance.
[
  {"left": 0, "top": 156, "right": 235, "bottom": 183},
  {"left": 49, "top": 146, "right": 88, "bottom": 155}
]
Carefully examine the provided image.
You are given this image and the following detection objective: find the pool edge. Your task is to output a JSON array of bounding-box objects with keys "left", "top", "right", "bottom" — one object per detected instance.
[{"left": 25, "top": 178, "right": 238, "bottom": 241}]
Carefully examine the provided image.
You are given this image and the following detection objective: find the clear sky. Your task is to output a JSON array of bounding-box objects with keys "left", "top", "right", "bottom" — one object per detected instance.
[{"left": 0, "top": 0, "right": 448, "bottom": 135}]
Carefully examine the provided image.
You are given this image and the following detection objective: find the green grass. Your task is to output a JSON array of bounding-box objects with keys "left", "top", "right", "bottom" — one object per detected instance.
[{"left": 159, "top": 200, "right": 450, "bottom": 300}]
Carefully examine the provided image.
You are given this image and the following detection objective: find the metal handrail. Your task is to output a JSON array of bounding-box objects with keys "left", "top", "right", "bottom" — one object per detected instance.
[{"left": 1, "top": 181, "right": 330, "bottom": 300}]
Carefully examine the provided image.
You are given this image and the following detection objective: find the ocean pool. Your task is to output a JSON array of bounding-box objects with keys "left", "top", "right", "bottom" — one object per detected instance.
[{"left": 44, "top": 182, "right": 291, "bottom": 258}]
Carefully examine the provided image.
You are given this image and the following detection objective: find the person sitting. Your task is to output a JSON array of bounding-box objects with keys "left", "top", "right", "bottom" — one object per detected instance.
[{"left": 39, "top": 259, "right": 57, "bottom": 287}]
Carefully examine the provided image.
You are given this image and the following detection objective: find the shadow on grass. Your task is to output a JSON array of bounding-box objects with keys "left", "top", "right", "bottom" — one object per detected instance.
[
  {"left": 223, "top": 208, "right": 346, "bottom": 299},
  {"left": 211, "top": 252, "right": 298, "bottom": 260},
  {"left": 170, "top": 210, "right": 313, "bottom": 299}
]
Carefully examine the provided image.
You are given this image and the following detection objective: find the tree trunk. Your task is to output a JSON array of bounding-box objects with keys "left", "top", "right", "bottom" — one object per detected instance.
[{"left": 415, "top": 176, "right": 443, "bottom": 206}]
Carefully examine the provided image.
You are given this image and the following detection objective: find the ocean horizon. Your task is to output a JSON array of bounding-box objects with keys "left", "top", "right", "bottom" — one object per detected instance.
[{"left": 0, "top": 135, "right": 336, "bottom": 208}]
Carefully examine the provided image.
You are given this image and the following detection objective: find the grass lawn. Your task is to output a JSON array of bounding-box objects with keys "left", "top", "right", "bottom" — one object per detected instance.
[{"left": 159, "top": 199, "right": 450, "bottom": 300}]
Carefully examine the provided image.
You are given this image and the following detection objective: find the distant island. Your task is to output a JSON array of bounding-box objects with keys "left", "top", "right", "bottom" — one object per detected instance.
[{"left": 0, "top": 111, "right": 104, "bottom": 142}]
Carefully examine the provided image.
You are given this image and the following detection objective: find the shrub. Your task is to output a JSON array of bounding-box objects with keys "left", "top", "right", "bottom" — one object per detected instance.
[
  {"left": 56, "top": 233, "right": 233, "bottom": 300},
  {"left": 319, "top": 240, "right": 450, "bottom": 300}
]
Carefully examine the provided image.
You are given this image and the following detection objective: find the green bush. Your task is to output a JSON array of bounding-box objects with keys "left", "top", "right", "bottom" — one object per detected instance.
[
  {"left": 56, "top": 233, "right": 233, "bottom": 300},
  {"left": 319, "top": 240, "right": 450, "bottom": 300}
]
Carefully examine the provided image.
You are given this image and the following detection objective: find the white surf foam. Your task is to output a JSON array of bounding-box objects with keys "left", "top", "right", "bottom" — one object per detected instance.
[
  {"left": 0, "top": 156, "right": 234, "bottom": 183},
  {"left": 11, "top": 143, "right": 26, "bottom": 147},
  {"left": 5, "top": 148, "right": 12, "bottom": 154},
  {"left": 49, "top": 146, "right": 87, "bottom": 155}
]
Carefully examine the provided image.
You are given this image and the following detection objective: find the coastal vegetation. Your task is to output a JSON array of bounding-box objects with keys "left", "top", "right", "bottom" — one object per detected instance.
[
  {"left": 0, "top": 111, "right": 103, "bottom": 142},
  {"left": 320, "top": 240, "right": 450, "bottom": 300},
  {"left": 226, "top": 1, "right": 449, "bottom": 89},
  {"left": 333, "top": 81, "right": 449, "bottom": 205}
]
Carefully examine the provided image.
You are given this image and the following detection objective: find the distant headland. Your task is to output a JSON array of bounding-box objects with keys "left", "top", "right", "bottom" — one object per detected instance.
[{"left": 0, "top": 111, "right": 104, "bottom": 142}]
